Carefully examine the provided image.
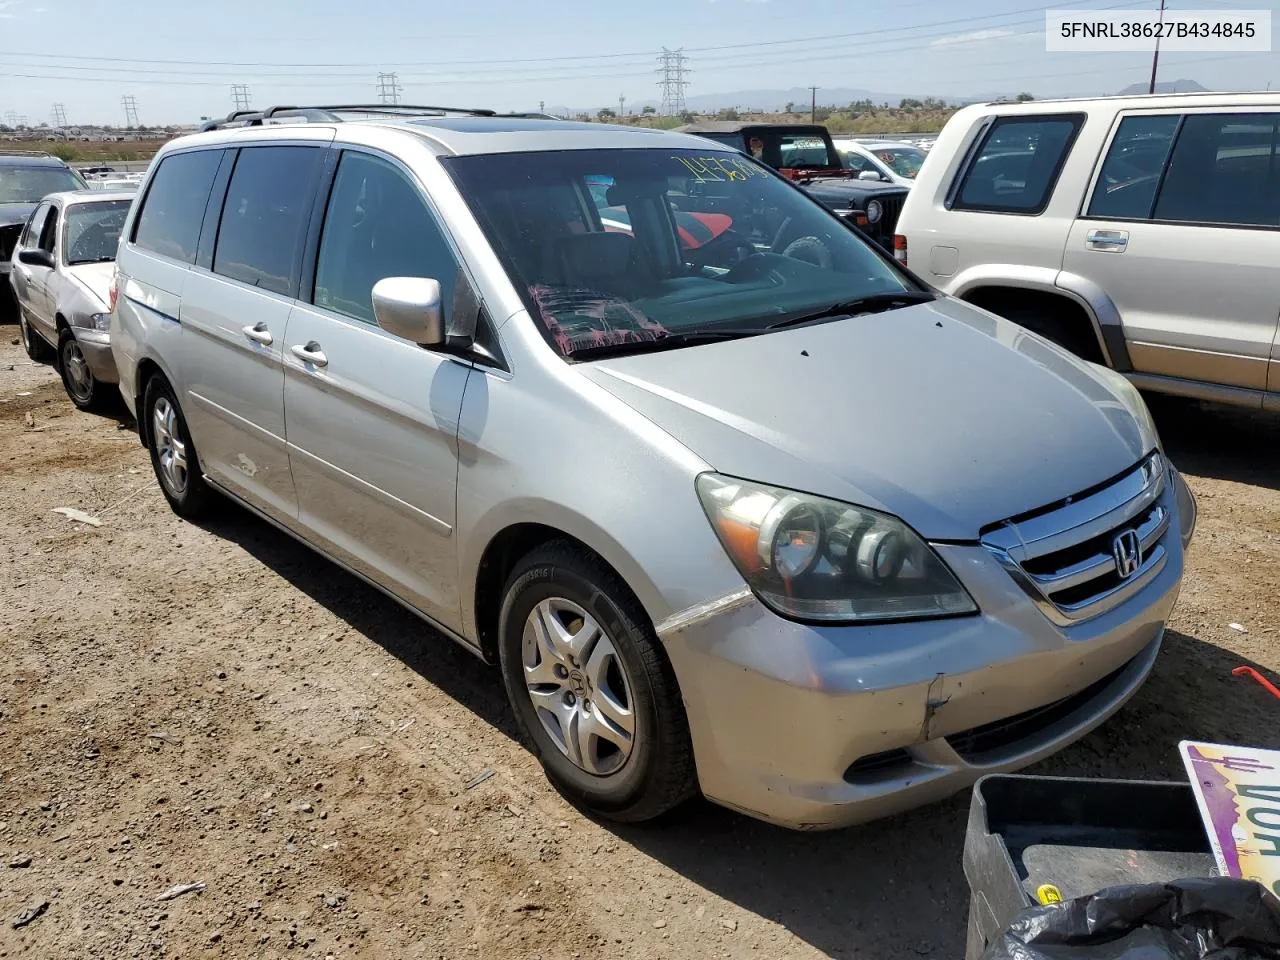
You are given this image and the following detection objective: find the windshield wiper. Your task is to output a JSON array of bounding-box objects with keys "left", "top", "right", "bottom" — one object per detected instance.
[
  {"left": 68, "top": 256, "right": 115, "bottom": 265},
  {"left": 567, "top": 328, "right": 766, "bottom": 362},
  {"left": 767, "top": 291, "right": 935, "bottom": 330}
]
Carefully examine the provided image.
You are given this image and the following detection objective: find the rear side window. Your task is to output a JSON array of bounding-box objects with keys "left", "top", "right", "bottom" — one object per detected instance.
[
  {"left": 1087, "top": 115, "right": 1179, "bottom": 220},
  {"left": 213, "top": 146, "right": 322, "bottom": 296},
  {"left": 132, "top": 150, "right": 222, "bottom": 263},
  {"left": 1153, "top": 113, "right": 1280, "bottom": 227},
  {"left": 953, "top": 114, "right": 1083, "bottom": 214},
  {"left": 313, "top": 151, "right": 459, "bottom": 325}
]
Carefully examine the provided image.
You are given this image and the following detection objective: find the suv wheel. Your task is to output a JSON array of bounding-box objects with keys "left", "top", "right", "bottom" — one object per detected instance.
[
  {"left": 498, "top": 541, "right": 696, "bottom": 823},
  {"left": 144, "top": 375, "right": 214, "bottom": 518},
  {"left": 18, "top": 311, "right": 54, "bottom": 364},
  {"left": 58, "top": 330, "right": 105, "bottom": 412}
]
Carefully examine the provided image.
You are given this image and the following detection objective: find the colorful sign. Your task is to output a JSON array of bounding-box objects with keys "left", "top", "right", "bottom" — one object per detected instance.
[{"left": 1180, "top": 741, "right": 1280, "bottom": 897}]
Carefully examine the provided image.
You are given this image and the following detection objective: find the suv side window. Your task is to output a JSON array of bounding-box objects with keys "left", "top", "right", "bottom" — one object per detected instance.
[
  {"left": 213, "top": 146, "right": 322, "bottom": 296},
  {"left": 1087, "top": 115, "right": 1179, "bottom": 220},
  {"left": 313, "top": 151, "right": 459, "bottom": 325},
  {"left": 953, "top": 114, "right": 1083, "bottom": 214},
  {"left": 1153, "top": 113, "right": 1280, "bottom": 227},
  {"left": 132, "top": 150, "right": 222, "bottom": 264}
]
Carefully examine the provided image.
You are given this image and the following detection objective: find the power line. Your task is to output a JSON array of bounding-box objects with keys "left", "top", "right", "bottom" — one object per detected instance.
[
  {"left": 376, "top": 71, "right": 402, "bottom": 105},
  {"left": 657, "top": 47, "right": 689, "bottom": 116},
  {"left": 121, "top": 95, "right": 139, "bottom": 128},
  {"left": 231, "top": 83, "right": 252, "bottom": 110}
]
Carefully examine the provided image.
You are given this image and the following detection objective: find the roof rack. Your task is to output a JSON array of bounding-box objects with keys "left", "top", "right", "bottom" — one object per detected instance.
[{"left": 198, "top": 103, "right": 497, "bottom": 132}]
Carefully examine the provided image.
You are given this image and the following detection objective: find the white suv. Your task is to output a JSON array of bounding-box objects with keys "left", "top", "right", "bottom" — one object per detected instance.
[{"left": 895, "top": 92, "right": 1280, "bottom": 411}]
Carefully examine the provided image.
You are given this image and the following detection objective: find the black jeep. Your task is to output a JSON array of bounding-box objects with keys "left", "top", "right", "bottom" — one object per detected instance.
[{"left": 674, "top": 122, "right": 909, "bottom": 250}]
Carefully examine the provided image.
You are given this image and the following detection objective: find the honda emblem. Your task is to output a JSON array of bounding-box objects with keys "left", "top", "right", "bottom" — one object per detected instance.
[{"left": 1112, "top": 529, "right": 1142, "bottom": 579}]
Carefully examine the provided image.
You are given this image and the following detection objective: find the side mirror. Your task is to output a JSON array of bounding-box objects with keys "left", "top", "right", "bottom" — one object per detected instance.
[
  {"left": 858, "top": 169, "right": 883, "bottom": 182},
  {"left": 371, "top": 277, "right": 445, "bottom": 346},
  {"left": 18, "top": 248, "right": 54, "bottom": 269}
]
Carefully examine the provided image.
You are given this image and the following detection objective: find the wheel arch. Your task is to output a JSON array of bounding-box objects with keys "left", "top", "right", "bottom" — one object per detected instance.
[{"left": 132, "top": 353, "right": 181, "bottom": 449}]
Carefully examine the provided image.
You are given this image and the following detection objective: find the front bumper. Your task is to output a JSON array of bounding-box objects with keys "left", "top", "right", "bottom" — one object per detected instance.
[
  {"left": 661, "top": 471, "right": 1193, "bottom": 830},
  {"left": 72, "top": 328, "right": 119, "bottom": 384}
]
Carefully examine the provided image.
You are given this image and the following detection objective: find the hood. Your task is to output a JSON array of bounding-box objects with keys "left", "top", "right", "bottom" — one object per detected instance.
[
  {"left": 64, "top": 261, "right": 114, "bottom": 309},
  {"left": 0, "top": 202, "right": 37, "bottom": 228},
  {"left": 802, "top": 179, "right": 908, "bottom": 205},
  {"left": 576, "top": 298, "right": 1150, "bottom": 540}
]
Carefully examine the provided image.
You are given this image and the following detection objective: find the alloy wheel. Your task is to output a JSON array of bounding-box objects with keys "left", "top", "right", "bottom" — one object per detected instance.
[
  {"left": 152, "top": 396, "right": 188, "bottom": 496},
  {"left": 521, "top": 597, "right": 636, "bottom": 776},
  {"left": 61, "top": 338, "right": 93, "bottom": 403}
]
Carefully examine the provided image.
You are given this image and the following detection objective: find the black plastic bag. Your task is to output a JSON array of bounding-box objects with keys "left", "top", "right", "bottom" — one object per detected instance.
[{"left": 984, "top": 877, "right": 1280, "bottom": 959}]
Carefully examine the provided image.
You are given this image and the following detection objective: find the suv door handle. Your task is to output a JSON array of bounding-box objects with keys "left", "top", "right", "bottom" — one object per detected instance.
[
  {"left": 242, "top": 322, "right": 273, "bottom": 345},
  {"left": 1086, "top": 230, "right": 1128, "bottom": 250},
  {"left": 290, "top": 342, "right": 328, "bottom": 367}
]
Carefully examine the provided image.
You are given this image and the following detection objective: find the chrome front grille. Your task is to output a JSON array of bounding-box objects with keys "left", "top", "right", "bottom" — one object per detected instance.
[{"left": 981, "top": 453, "right": 1169, "bottom": 625}]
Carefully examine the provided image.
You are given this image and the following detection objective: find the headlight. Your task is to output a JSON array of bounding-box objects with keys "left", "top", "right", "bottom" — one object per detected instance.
[
  {"left": 696, "top": 474, "right": 977, "bottom": 623},
  {"left": 1088, "top": 363, "right": 1161, "bottom": 453},
  {"left": 866, "top": 199, "right": 883, "bottom": 224},
  {"left": 72, "top": 313, "right": 111, "bottom": 332}
]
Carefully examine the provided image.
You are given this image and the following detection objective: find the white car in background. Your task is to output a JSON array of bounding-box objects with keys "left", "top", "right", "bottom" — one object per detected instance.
[{"left": 833, "top": 139, "right": 928, "bottom": 187}]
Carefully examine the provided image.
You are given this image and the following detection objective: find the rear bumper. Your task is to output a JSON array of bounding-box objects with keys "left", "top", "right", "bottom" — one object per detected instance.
[{"left": 661, "top": 477, "right": 1188, "bottom": 830}]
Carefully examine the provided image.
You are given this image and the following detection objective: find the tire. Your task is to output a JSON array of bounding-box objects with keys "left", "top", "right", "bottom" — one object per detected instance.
[
  {"left": 498, "top": 541, "right": 696, "bottom": 823},
  {"left": 18, "top": 310, "right": 54, "bottom": 364},
  {"left": 143, "top": 374, "right": 214, "bottom": 519},
  {"left": 58, "top": 329, "right": 107, "bottom": 412}
]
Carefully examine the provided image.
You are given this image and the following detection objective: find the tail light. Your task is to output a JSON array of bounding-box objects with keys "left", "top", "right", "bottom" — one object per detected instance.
[
  {"left": 893, "top": 234, "right": 908, "bottom": 266},
  {"left": 108, "top": 270, "right": 119, "bottom": 313}
]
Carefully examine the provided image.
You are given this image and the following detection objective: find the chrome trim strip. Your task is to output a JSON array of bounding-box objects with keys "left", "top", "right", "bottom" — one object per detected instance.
[{"left": 1026, "top": 504, "right": 1168, "bottom": 594}]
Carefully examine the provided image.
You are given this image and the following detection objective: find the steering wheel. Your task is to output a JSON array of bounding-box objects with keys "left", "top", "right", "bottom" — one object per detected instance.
[
  {"left": 686, "top": 230, "right": 759, "bottom": 272},
  {"left": 781, "top": 236, "right": 833, "bottom": 269}
]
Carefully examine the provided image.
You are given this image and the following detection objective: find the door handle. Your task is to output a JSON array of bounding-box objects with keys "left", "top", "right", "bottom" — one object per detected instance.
[
  {"left": 242, "top": 322, "right": 273, "bottom": 345},
  {"left": 290, "top": 341, "right": 328, "bottom": 367},
  {"left": 1086, "top": 230, "right": 1128, "bottom": 250}
]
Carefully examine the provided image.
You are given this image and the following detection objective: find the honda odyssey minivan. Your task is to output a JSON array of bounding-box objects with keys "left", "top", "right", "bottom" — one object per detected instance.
[{"left": 110, "top": 105, "right": 1196, "bottom": 830}]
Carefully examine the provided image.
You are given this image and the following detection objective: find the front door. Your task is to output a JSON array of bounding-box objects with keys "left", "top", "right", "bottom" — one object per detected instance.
[
  {"left": 180, "top": 144, "right": 325, "bottom": 522},
  {"left": 1064, "top": 110, "right": 1280, "bottom": 394},
  {"left": 283, "top": 149, "right": 471, "bottom": 628},
  {"left": 13, "top": 202, "right": 58, "bottom": 341}
]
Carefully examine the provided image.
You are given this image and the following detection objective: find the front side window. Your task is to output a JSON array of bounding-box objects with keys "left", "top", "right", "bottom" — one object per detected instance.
[
  {"left": 1153, "top": 113, "right": 1280, "bottom": 226},
  {"left": 0, "top": 165, "right": 84, "bottom": 204},
  {"left": 443, "top": 147, "right": 913, "bottom": 359},
  {"left": 954, "top": 114, "right": 1084, "bottom": 214},
  {"left": 37, "top": 205, "right": 58, "bottom": 253},
  {"left": 63, "top": 199, "right": 132, "bottom": 266},
  {"left": 20, "top": 202, "right": 53, "bottom": 248},
  {"left": 213, "top": 146, "right": 322, "bottom": 296},
  {"left": 1087, "top": 114, "right": 1179, "bottom": 220},
  {"left": 313, "top": 151, "right": 460, "bottom": 325},
  {"left": 133, "top": 150, "right": 222, "bottom": 264}
]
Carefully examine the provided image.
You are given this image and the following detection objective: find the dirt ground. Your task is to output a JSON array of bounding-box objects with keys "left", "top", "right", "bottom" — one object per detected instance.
[{"left": 0, "top": 325, "right": 1277, "bottom": 960}]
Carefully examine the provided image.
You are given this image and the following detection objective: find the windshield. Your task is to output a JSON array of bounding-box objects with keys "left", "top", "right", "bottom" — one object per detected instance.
[
  {"left": 63, "top": 199, "right": 131, "bottom": 265},
  {"left": 0, "top": 166, "right": 86, "bottom": 204},
  {"left": 872, "top": 147, "right": 926, "bottom": 179},
  {"left": 443, "top": 148, "right": 912, "bottom": 358}
]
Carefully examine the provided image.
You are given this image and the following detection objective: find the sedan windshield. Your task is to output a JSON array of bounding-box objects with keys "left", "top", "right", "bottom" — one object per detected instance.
[
  {"left": 0, "top": 166, "right": 86, "bottom": 204},
  {"left": 64, "top": 199, "right": 131, "bottom": 265},
  {"left": 443, "top": 148, "right": 914, "bottom": 358},
  {"left": 873, "top": 147, "right": 926, "bottom": 179}
]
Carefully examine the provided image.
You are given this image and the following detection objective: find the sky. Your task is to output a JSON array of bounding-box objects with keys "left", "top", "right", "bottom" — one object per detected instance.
[{"left": 1, "top": 0, "right": 1278, "bottom": 126}]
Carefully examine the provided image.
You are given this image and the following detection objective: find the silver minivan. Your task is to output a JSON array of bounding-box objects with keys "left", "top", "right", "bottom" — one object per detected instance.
[{"left": 111, "top": 107, "right": 1196, "bottom": 830}]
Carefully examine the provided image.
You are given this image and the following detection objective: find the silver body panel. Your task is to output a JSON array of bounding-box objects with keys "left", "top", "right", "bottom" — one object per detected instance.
[{"left": 110, "top": 118, "right": 1192, "bottom": 828}]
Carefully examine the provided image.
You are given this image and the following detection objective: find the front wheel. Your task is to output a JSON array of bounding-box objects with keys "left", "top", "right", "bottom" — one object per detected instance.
[
  {"left": 143, "top": 375, "right": 214, "bottom": 519},
  {"left": 58, "top": 330, "right": 106, "bottom": 412},
  {"left": 498, "top": 542, "right": 696, "bottom": 823}
]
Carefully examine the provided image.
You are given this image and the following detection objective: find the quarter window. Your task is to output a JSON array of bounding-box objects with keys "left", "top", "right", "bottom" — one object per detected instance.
[
  {"left": 313, "top": 151, "right": 460, "bottom": 325},
  {"left": 133, "top": 150, "right": 222, "bottom": 264},
  {"left": 1087, "top": 115, "right": 1179, "bottom": 220},
  {"left": 213, "top": 146, "right": 322, "bottom": 296},
  {"left": 1153, "top": 113, "right": 1280, "bottom": 226},
  {"left": 953, "top": 115, "right": 1084, "bottom": 214}
]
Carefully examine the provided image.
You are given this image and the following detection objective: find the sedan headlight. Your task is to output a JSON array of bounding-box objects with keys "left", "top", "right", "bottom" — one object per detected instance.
[
  {"left": 865, "top": 199, "right": 883, "bottom": 224},
  {"left": 72, "top": 313, "right": 111, "bottom": 332},
  {"left": 696, "top": 474, "right": 977, "bottom": 623}
]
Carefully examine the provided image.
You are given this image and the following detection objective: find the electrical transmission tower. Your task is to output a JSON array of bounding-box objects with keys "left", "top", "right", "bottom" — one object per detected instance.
[
  {"left": 121, "top": 95, "right": 140, "bottom": 128},
  {"left": 618, "top": 94, "right": 626, "bottom": 117},
  {"left": 376, "top": 72, "right": 403, "bottom": 105},
  {"left": 52, "top": 103, "right": 68, "bottom": 130},
  {"left": 656, "top": 48, "right": 690, "bottom": 117},
  {"left": 231, "top": 84, "right": 252, "bottom": 111}
]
